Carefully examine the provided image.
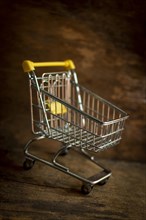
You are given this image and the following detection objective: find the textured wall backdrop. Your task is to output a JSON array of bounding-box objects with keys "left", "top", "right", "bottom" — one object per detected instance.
[{"left": 0, "top": 0, "right": 145, "bottom": 162}]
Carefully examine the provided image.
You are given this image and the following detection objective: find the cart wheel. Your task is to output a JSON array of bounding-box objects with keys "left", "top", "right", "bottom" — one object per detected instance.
[
  {"left": 60, "top": 147, "right": 69, "bottom": 156},
  {"left": 97, "top": 177, "right": 109, "bottom": 186},
  {"left": 23, "top": 159, "right": 35, "bottom": 170},
  {"left": 81, "top": 184, "right": 93, "bottom": 195}
]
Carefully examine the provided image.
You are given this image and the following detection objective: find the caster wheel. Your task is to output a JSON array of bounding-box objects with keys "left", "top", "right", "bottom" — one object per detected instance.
[
  {"left": 23, "top": 159, "right": 35, "bottom": 170},
  {"left": 60, "top": 147, "right": 69, "bottom": 156},
  {"left": 81, "top": 184, "right": 93, "bottom": 195},
  {"left": 97, "top": 178, "right": 109, "bottom": 186}
]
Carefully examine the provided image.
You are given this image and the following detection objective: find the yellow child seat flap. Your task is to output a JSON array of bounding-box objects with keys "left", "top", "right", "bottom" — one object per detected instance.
[{"left": 46, "top": 101, "right": 67, "bottom": 115}]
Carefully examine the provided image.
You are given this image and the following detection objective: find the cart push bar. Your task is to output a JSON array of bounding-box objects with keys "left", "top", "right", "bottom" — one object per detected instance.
[
  {"left": 22, "top": 59, "right": 75, "bottom": 72},
  {"left": 22, "top": 59, "right": 128, "bottom": 194}
]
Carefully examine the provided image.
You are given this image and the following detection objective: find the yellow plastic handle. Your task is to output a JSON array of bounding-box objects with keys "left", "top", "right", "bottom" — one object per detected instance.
[{"left": 22, "top": 59, "right": 75, "bottom": 72}]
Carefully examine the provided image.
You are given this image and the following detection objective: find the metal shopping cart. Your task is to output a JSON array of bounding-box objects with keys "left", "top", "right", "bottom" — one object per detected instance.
[{"left": 22, "top": 59, "right": 128, "bottom": 194}]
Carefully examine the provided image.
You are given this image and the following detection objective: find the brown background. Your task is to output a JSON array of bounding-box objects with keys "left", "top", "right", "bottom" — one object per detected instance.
[
  {"left": 0, "top": 0, "right": 145, "bottom": 163},
  {"left": 0, "top": 1, "right": 146, "bottom": 220}
]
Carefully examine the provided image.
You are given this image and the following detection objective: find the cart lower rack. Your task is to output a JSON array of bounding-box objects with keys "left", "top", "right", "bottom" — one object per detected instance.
[{"left": 22, "top": 59, "right": 128, "bottom": 194}]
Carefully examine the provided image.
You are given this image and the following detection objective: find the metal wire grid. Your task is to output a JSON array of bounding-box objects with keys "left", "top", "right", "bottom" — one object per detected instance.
[{"left": 29, "top": 71, "right": 127, "bottom": 152}]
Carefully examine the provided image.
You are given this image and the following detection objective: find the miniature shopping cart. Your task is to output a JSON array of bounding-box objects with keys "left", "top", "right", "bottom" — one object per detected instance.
[{"left": 22, "top": 59, "right": 128, "bottom": 194}]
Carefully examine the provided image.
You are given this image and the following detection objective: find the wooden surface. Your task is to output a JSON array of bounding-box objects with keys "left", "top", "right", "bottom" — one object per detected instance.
[{"left": 0, "top": 138, "right": 145, "bottom": 220}]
